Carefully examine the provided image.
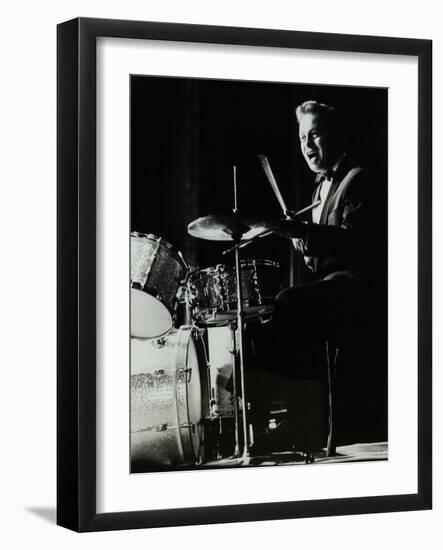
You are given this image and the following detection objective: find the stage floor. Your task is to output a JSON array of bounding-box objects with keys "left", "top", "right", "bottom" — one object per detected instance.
[{"left": 204, "top": 442, "right": 388, "bottom": 468}]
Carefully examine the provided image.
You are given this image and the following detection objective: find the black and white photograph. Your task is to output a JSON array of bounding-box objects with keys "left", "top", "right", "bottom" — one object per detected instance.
[
  {"left": 55, "top": 15, "right": 432, "bottom": 534},
  {"left": 130, "top": 76, "right": 388, "bottom": 473},
  {"left": 0, "top": 0, "right": 438, "bottom": 543}
]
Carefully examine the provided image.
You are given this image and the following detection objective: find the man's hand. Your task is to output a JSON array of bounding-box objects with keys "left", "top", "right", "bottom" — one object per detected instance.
[{"left": 270, "top": 218, "right": 307, "bottom": 239}]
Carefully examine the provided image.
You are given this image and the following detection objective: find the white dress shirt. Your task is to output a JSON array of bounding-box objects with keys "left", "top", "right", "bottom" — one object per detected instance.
[
  {"left": 311, "top": 154, "right": 345, "bottom": 224},
  {"left": 291, "top": 154, "right": 346, "bottom": 269},
  {"left": 312, "top": 177, "right": 333, "bottom": 224}
]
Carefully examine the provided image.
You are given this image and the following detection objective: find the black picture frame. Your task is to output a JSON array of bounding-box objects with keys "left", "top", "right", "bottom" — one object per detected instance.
[{"left": 57, "top": 17, "right": 432, "bottom": 532}]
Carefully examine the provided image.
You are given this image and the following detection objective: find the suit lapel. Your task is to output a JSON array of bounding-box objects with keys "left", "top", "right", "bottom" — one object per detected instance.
[
  {"left": 312, "top": 156, "right": 352, "bottom": 272},
  {"left": 319, "top": 178, "right": 340, "bottom": 225},
  {"left": 312, "top": 174, "right": 322, "bottom": 203},
  {"left": 318, "top": 156, "right": 352, "bottom": 225}
]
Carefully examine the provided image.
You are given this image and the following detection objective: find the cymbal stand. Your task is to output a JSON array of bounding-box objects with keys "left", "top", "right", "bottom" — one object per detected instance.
[
  {"left": 234, "top": 236, "right": 251, "bottom": 461},
  {"left": 227, "top": 319, "right": 241, "bottom": 458},
  {"left": 232, "top": 165, "right": 250, "bottom": 461}
]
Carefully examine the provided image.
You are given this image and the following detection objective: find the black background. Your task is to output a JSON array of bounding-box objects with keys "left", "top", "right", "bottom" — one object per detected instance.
[
  {"left": 131, "top": 76, "right": 387, "bottom": 286},
  {"left": 130, "top": 76, "right": 389, "bottom": 450}
]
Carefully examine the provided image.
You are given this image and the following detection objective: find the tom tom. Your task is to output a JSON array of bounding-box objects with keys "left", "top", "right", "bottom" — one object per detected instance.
[
  {"left": 131, "top": 326, "right": 209, "bottom": 469},
  {"left": 131, "top": 232, "right": 188, "bottom": 339},
  {"left": 187, "top": 259, "right": 280, "bottom": 326}
]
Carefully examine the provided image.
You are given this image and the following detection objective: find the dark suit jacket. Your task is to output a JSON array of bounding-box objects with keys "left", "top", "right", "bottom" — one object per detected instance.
[{"left": 299, "top": 156, "right": 387, "bottom": 291}]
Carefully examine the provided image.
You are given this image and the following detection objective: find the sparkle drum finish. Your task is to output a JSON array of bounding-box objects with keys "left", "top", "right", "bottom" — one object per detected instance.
[
  {"left": 131, "top": 326, "right": 209, "bottom": 469},
  {"left": 187, "top": 259, "right": 280, "bottom": 326},
  {"left": 131, "top": 232, "right": 188, "bottom": 339}
]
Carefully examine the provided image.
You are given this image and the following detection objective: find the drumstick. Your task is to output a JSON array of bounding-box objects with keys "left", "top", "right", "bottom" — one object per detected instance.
[
  {"left": 222, "top": 229, "right": 273, "bottom": 256},
  {"left": 257, "top": 154, "right": 322, "bottom": 219},
  {"left": 290, "top": 200, "right": 321, "bottom": 218},
  {"left": 257, "top": 154, "right": 289, "bottom": 215},
  {"left": 222, "top": 201, "right": 320, "bottom": 256},
  {"left": 258, "top": 153, "right": 325, "bottom": 258}
]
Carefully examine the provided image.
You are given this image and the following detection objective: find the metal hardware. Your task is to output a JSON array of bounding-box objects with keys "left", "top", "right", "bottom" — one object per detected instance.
[
  {"left": 132, "top": 422, "right": 195, "bottom": 434},
  {"left": 178, "top": 366, "right": 192, "bottom": 383},
  {"left": 153, "top": 369, "right": 166, "bottom": 376},
  {"left": 152, "top": 337, "right": 167, "bottom": 349}
]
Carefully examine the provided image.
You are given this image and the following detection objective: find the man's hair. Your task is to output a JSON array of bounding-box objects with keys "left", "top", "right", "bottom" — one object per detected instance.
[{"left": 295, "top": 100, "right": 343, "bottom": 139}]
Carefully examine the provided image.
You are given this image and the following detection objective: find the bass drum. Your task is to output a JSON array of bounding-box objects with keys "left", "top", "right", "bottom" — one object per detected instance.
[{"left": 131, "top": 326, "right": 209, "bottom": 470}]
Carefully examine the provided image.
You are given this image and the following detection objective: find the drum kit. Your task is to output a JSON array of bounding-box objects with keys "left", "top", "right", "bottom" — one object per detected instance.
[
  {"left": 130, "top": 212, "right": 281, "bottom": 469},
  {"left": 130, "top": 160, "right": 318, "bottom": 470}
]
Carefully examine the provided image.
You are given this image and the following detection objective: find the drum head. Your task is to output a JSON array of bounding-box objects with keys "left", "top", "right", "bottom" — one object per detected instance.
[{"left": 131, "top": 288, "right": 172, "bottom": 338}]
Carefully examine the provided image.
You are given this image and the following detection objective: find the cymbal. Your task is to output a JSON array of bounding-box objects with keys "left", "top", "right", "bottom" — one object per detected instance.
[{"left": 187, "top": 213, "right": 270, "bottom": 241}]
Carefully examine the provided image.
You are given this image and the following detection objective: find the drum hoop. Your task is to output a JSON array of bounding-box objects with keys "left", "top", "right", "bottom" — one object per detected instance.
[
  {"left": 131, "top": 284, "right": 177, "bottom": 319},
  {"left": 190, "top": 259, "right": 280, "bottom": 276},
  {"left": 171, "top": 329, "right": 188, "bottom": 463},
  {"left": 240, "top": 258, "right": 280, "bottom": 269},
  {"left": 189, "top": 265, "right": 219, "bottom": 277},
  {"left": 173, "top": 326, "right": 204, "bottom": 464},
  {"left": 193, "top": 304, "right": 275, "bottom": 326}
]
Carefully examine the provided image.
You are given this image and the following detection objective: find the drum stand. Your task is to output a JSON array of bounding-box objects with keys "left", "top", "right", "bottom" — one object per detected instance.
[
  {"left": 186, "top": 166, "right": 257, "bottom": 464},
  {"left": 230, "top": 167, "right": 251, "bottom": 463},
  {"left": 233, "top": 234, "right": 251, "bottom": 461},
  {"left": 227, "top": 319, "right": 241, "bottom": 458}
]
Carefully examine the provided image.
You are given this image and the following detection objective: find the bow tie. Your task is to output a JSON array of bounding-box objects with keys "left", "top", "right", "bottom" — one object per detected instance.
[{"left": 318, "top": 169, "right": 334, "bottom": 182}]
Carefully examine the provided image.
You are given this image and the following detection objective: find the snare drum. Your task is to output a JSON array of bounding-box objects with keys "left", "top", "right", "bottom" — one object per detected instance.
[
  {"left": 131, "top": 232, "right": 188, "bottom": 338},
  {"left": 187, "top": 259, "right": 280, "bottom": 326},
  {"left": 131, "top": 326, "right": 209, "bottom": 469}
]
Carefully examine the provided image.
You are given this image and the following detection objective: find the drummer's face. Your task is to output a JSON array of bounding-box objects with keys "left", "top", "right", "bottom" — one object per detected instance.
[{"left": 298, "top": 113, "right": 332, "bottom": 174}]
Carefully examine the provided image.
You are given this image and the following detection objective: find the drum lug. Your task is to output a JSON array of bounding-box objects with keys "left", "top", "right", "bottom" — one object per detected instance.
[
  {"left": 133, "top": 422, "right": 195, "bottom": 433},
  {"left": 178, "top": 367, "right": 192, "bottom": 382},
  {"left": 216, "top": 267, "right": 227, "bottom": 307},
  {"left": 187, "top": 282, "right": 198, "bottom": 299},
  {"left": 180, "top": 422, "right": 196, "bottom": 433},
  {"left": 152, "top": 337, "right": 167, "bottom": 348},
  {"left": 252, "top": 267, "right": 262, "bottom": 304},
  {"left": 153, "top": 423, "right": 168, "bottom": 432},
  {"left": 176, "top": 284, "right": 187, "bottom": 303},
  {"left": 210, "top": 401, "right": 220, "bottom": 418},
  {"left": 153, "top": 369, "right": 166, "bottom": 376},
  {"left": 191, "top": 326, "right": 205, "bottom": 339}
]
